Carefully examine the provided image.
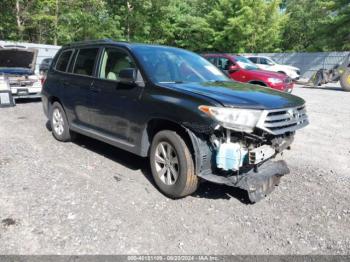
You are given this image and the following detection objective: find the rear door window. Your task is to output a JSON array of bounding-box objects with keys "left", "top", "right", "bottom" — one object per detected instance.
[
  {"left": 259, "top": 57, "right": 268, "bottom": 65},
  {"left": 55, "top": 50, "right": 73, "bottom": 72},
  {"left": 248, "top": 57, "right": 258, "bottom": 63},
  {"left": 73, "top": 48, "right": 99, "bottom": 76}
]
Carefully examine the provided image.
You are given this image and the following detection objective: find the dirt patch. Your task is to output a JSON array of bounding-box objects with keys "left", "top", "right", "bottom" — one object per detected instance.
[{"left": 1, "top": 218, "right": 18, "bottom": 227}]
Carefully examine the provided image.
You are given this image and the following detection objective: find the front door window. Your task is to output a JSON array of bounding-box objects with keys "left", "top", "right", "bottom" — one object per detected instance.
[{"left": 99, "top": 48, "right": 136, "bottom": 81}]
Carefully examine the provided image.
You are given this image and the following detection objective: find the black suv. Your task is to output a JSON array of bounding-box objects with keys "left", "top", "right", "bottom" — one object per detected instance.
[{"left": 42, "top": 39, "right": 308, "bottom": 202}]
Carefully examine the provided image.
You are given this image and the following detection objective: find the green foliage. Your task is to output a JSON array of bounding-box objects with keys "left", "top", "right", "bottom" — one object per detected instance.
[
  {"left": 0, "top": 0, "right": 348, "bottom": 52},
  {"left": 319, "top": 0, "right": 350, "bottom": 51},
  {"left": 281, "top": 0, "right": 328, "bottom": 51},
  {"left": 281, "top": 0, "right": 350, "bottom": 51},
  {"left": 0, "top": 1, "right": 18, "bottom": 40},
  {"left": 56, "top": 0, "right": 122, "bottom": 44},
  {"left": 207, "top": 0, "right": 285, "bottom": 53}
]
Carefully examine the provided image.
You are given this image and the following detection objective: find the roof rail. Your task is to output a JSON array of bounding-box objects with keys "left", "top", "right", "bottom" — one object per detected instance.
[{"left": 64, "top": 39, "right": 128, "bottom": 47}]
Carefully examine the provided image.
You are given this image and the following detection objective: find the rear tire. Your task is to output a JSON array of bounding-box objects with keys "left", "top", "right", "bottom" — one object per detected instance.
[
  {"left": 50, "top": 102, "right": 72, "bottom": 142},
  {"left": 150, "top": 130, "right": 198, "bottom": 198},
  {"left": 340, "top": 69, "right": 350, "bottom": 92}
]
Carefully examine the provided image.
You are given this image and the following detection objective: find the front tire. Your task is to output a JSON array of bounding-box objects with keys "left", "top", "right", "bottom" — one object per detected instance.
[
  {"left": 50, "top": 102, "right": 72, "bottom": 142},
  {"left": 150, "top": 130, "right": 198, "bottom": 198}
]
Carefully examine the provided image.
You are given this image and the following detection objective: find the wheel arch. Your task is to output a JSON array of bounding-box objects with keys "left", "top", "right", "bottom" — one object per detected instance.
[
  {"left": 141, "top": 118, "right": 195, "bottom": 159},
  {"left": 47, "top": 96, "right": 71, "bottom": 127},
  {"left": 47, "top": 96, "right": 62, "bottom": 111},
  {"left": 140, "top": 117, "right": 214, "bottom": 177}
]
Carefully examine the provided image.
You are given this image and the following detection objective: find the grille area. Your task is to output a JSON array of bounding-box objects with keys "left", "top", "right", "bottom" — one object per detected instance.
[
  {"left": 257, "top": 106, "right": 309, "bottom": 135},
  {"left": 8, "top": 80, "right": 33, "bottom": 87},
  {"left": 8, "top": 76, "right": 34, "bottom": 87}
]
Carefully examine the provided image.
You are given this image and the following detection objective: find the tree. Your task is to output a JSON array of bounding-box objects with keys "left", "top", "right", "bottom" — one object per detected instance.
[
  {"left": 281, "top": 0, "right": 328, "bottom": 51},
  {"left": 0, "top": 0, "right": 19, "bottom": 40},
  {"left": 149, "top": 0, "right": 215, "bottom": 51},
  {"left": 206, "top": 0, "right": 284, "bottom": 53},
  {"left": 0, "top": 0, "right": 347, "bottom": 52},
  {"left": 319, "top": 0, "right": 350, "bottom": 51},
  {"left": 56, "top": 0, "right": 122, "bottom": 44}
]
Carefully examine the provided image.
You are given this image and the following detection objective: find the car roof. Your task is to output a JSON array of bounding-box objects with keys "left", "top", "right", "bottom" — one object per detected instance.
[
  {"left": 61, "top": 39, "right": 184, "bottom": 51},
  {"left": 245, "top": 55, "right": 271, "bottom": 59}
]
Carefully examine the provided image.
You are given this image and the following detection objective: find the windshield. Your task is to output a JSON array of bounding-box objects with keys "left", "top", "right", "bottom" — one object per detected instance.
[
  {"left": 132, "top": 45, "right": 229, "bottom": 83},
  {"left": 235, "top": 56, "right": 259, "bottom": 70},
  {"left": 265, "top": 57, "right": 276, "bottom": 65}
]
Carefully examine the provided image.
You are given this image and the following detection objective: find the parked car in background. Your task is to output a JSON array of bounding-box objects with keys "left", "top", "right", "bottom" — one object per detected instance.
[
  {"left": 203, "top": 54, "right": 293, "bottom": 93},
  {"left": 0, "top": 44, "right": 42, "bottom": 98},
  {"left": 246, "top": 55, "right": 300, "bottom": 80},
  {"left": 42, "top": 40, "right": 309, "bottom": 202},
  {"left": 39, "top": 57, "right": 53, "bottom": 85},
  {"left": 39, "top": 58, "right": 53, "bottom": 74}
]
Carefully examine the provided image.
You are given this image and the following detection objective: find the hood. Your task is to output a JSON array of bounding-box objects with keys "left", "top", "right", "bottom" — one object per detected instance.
[
  {"left": 0, "top": 47, "right": 37, "bottom": 75},
  {"left": 247, "top": 69, "right": 287, "bottom": 79},
  {"left": 162, "top": 81, "right": 304, "bottom": 110}
]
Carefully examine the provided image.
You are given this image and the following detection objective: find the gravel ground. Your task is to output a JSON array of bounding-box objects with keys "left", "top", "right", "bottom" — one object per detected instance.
[{"left": 0, "top": 84, "right": 349, "bottom": 254}]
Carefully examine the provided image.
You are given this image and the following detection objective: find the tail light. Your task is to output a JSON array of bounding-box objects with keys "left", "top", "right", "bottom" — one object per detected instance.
[{"left": 40, "top": 75, "right": 46, "bottom": 86}]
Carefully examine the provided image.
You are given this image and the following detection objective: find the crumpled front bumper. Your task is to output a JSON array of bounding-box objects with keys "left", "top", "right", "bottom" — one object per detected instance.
[
  {"left": 198, "top": 160, "right": 290, "bottom": 203},
  {"left": 186, "top": 127, "right": 291, "bottom": 203}
]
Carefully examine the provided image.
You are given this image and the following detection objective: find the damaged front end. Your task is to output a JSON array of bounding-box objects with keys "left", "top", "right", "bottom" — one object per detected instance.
[{"left": 187, "top": 105, "right": 308, "bottom": 203}]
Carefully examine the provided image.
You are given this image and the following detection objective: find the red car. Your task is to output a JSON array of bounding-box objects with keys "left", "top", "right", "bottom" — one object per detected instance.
[{"left": 203, "top": 54, "right": 293, "bottom": 93}]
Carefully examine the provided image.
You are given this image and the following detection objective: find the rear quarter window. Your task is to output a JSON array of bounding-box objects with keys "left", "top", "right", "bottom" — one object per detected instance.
[
  {"left": 73, "top": 48, "right": 99, "bottom": 76},
  {"left": 55, "top": 50, "right": 73, "bottom": 72}
]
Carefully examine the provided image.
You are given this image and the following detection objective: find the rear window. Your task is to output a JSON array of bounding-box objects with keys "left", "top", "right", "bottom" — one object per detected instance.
[
  {"left": 73, "top": 48, "right": 99, "bottom": 76},
  {"left": 55, "top": 50, "right": 73, "bottom": 72}
]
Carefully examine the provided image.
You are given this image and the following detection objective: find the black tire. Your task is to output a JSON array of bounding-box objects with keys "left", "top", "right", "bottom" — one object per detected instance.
[
  {"left": 150, "top": 130, "right": 198, "bottom": 198},
  {"left": 340, "top": 69, "right": 350, "bottom": 92},
  {"left": 50, "top": 102, "right": 72, "bottom": 142}
]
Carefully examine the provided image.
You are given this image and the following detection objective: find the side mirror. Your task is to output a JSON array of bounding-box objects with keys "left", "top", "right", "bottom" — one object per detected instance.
[
  {"left": 118, "top": 68, "right": 136, "bottom": 85},
  {"left": 228, "top": 64, "right": 239, "bottom": 73}
]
